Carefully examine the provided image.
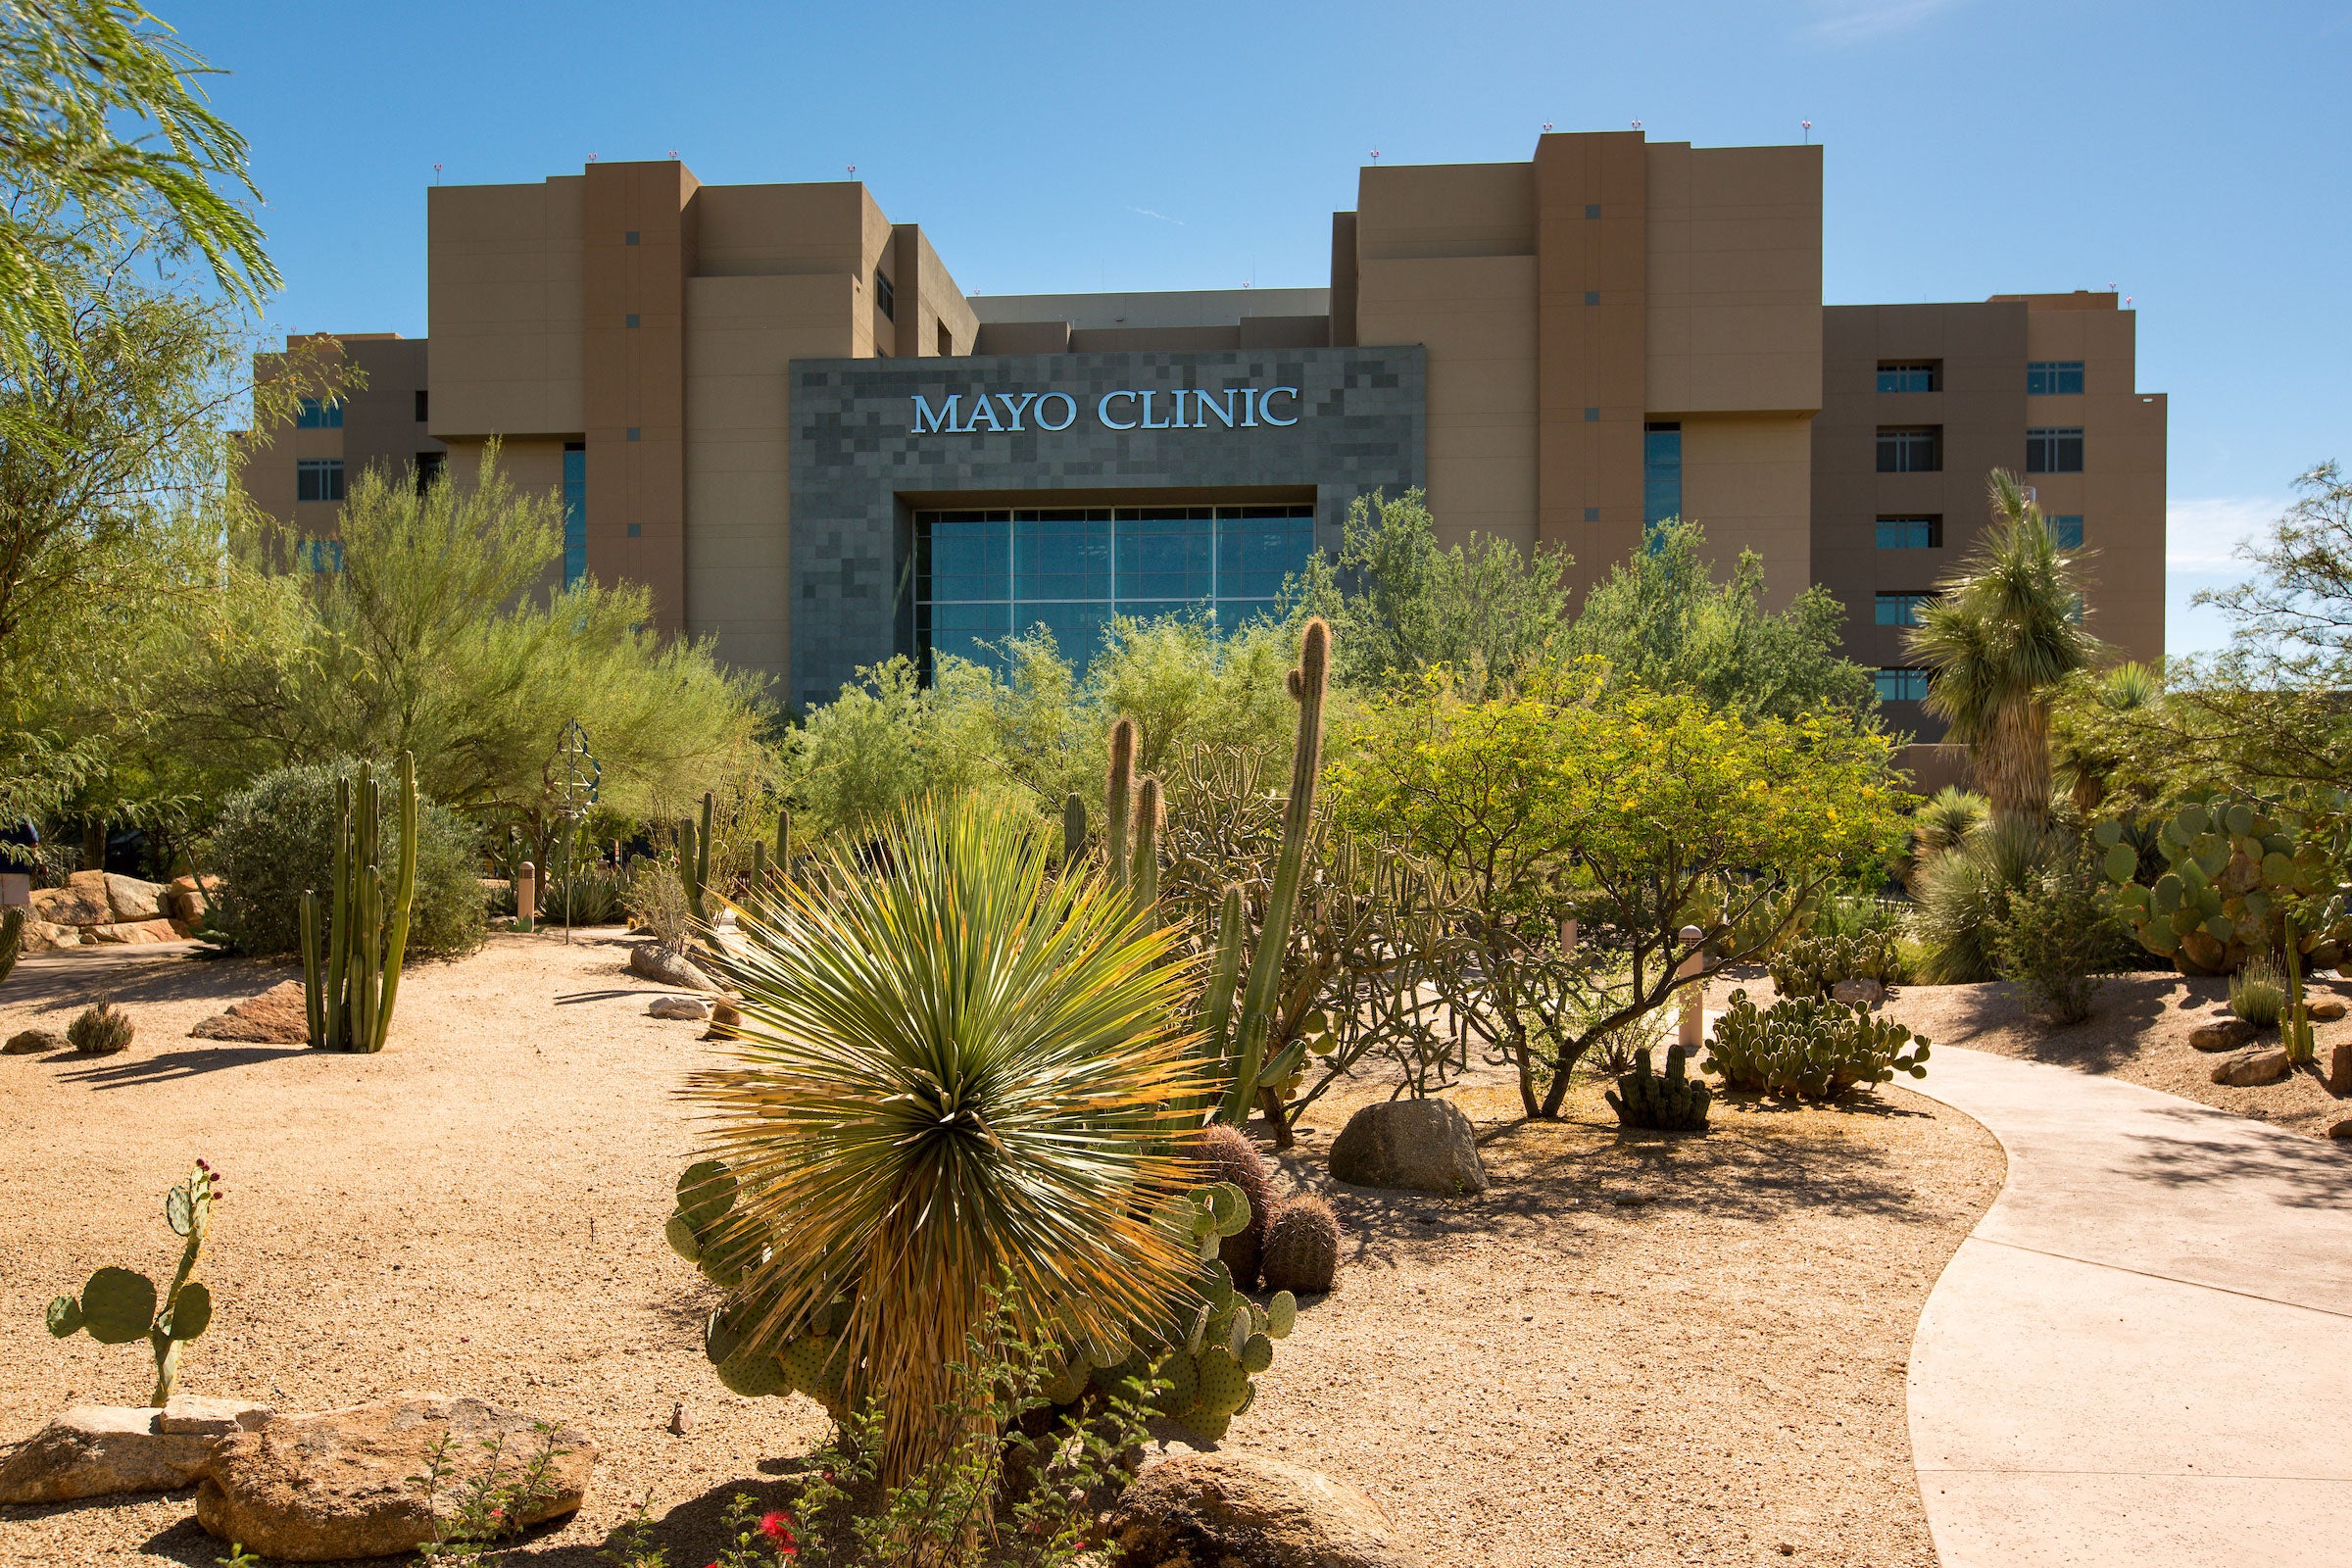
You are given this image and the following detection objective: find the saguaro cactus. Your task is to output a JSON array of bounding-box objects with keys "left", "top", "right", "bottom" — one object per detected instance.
[
  {"left": 679, "top": 790, "right": 716, "bottom": 926},
  {"left": 300, "top": 754, "right": 419, "bottom": 1053},
  {"left": 1216, "top": 617, "right": 1330, "bottom": 1127},
  {"left": 47, "top": 1161, "right": 221, "bottom": 1405}
]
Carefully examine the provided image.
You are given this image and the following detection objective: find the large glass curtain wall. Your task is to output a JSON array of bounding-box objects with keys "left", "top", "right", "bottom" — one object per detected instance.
[{"left": 916, "top": 504, "right": 1315, "bottom": 673}]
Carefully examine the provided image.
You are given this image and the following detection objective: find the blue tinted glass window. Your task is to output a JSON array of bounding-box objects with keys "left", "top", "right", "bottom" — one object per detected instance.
[
  {"left": 301, "top": 538, "right": 344, "bottom": 572},
  {"left": 2026, "top": 427, "right": 2083, "bottom": 473},
  {"left": 562, "top": 443, "right": 587, "bottom": 588},
  {"left": 1875, "top": 668, "right": 1930, "bottom": 702},
  {"left": 2028, "top": 361, "right": 2084, "bottom": 396},
  {"left": 1642, "top": 422, "right": 1682, "bottom": 534},
  {"left": 296, "top": 458, "right": 344, "bottom": 503},
  {"left": 1876, "top": 516, "right": 1940, "bottom": 549},
  {"left": 1877, "top": 426, "right": 1940, "bottom": 472},
  {"left": 2049, "top": 514, "right": 2084, "bottom": 549},
  {"left": 1877, "top": 362, "right": 1938, "bottom": 393},
  {"left": 916, "top": 504, "right": 1315, "bottom": 677},
  {"left": 295, "top": 397, "right": 343, "bottom": 429},
  {"left": 1876, "top": 592, "right": 1932, "bottom": 627}
]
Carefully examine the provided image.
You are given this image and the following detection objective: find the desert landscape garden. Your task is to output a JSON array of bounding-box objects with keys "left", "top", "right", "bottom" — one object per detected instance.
[{"left": 5, "top": 6, "right": 2352, "bottom": 1566}]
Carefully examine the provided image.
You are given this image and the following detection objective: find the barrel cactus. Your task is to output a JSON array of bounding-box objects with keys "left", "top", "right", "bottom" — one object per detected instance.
[
  {"left": 1259, "top": 1193, "right": 1340, "bottom": 1296},
  {"left": 68, "top": 1001, "right": 134, "bottom": 1055},
  {"left": 1605, "top": 1043, "right": 1714, "bottom": 1131},
  {"left": 2097, "top": 798, "right": 2352, "bottom": 976},
  {"left": 1194, "top": 1122, "right": 1274, "bottom": 1290}
]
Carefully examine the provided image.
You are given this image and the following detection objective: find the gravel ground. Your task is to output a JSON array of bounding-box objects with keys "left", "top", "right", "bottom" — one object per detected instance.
[
  {"left": 0, "top": 934, "right": 2002, "bottom": 1566},
  {"left": 1881, "top": 970, "right": 2352, "bottom": 1139}
]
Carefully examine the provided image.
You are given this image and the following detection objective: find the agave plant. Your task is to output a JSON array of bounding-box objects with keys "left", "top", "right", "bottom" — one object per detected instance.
[{"left": 689, "top": 795, "right": 1208, "bottom": 1488}]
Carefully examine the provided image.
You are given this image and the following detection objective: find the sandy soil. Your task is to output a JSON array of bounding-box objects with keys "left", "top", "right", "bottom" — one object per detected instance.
[
  {"left": 1, "top": 934, "right": 2002, "bottom": 1567},
  {"left": 1880, "top": 970, "right": 2352, "bottom": 1140}
]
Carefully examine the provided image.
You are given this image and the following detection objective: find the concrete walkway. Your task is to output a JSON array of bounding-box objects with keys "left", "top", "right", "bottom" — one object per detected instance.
[{"left": 1902, "top": 1045, "right": 2352, "bottom": 1567}]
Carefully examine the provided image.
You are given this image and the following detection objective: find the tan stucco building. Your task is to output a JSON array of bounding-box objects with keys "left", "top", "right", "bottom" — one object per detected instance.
[{"left": 241, "top": 129, "right": 2166, "bottom": 729}]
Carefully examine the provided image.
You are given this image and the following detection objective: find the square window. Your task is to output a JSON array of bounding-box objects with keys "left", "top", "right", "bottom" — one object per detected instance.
[
  {"left": 627, "top": 522, "right": 642, "bottom": 537},
  {"left": 1584, "top": 507, "right": 1601, "bottom": 522},
  {"left": 624, "top": 314, "right": 640, "bottom": 328},
  {"left": 625, "top": 427, "right": 642, "bottom": 442},
  {"left": 1876, "top": 591, "right": 1933, "bottom": 627},
  {"left": 2026, "top": 427, "right": 2083, "bottom": 473},
  {"left": 2028, "top": 360, "right": 2084, "bottom": 395},
  {"left": 1585, "top": 203, "right": 1601, "bottom": 219},
  {"left": 1877, "top": 361, "right": 1939, "bottom": 393},
  {"left": 624, "top": 229, "right": 640, "bottom": 245},
  {"left": 295, "top": 397, "right": 342, "bottom": 430},
  {"left": 1875, "top": 668, "right": 1930, "bottom": 703},
  {"left": 2049, "top": 514, "right": 2084, "bottom": 549},
  {"left": 1877, "top": 426, "right": 1941, "bottom": 473},
  {"left": 1584, "top": 407, "right": 1599, "bottom": 422},
  {"left": 1584, "top": 290, "right": 1600, "bottom": 306},
  {"left": 1876, "top": 515, "right": 1942, "bottom": 549},
  {"left": 295, "top": 458, "right": 345, "bottom": 503}
]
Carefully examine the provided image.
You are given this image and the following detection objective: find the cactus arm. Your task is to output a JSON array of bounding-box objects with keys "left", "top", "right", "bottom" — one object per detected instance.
[
  {"left": 775, "top": 808, "right": 792, "bottom": 881},
  {"left": 1105, "top": 719, "right": 1135, "bottom": 894},
  {"left": 1132, "top": 775, "right": 1162, "bottom": 914},
  {"left": 369, "top": 753, "right": 418, "bottom": 1054},
  {"left": 148, "top": 1170, "right": 211, "bottom": 1405},
  {"left": 1062, "top": 793, "right": 1086, "bottom": 865},
  {"left": 300, "top": 891, "right": 324, "bottom": 1047},
  {"left": 1201, "top": 885, "right": 1246, "bottom": 1065},
  {"left": 696, "top": 791, "right": 714, "bottom": 921},
  {"left": 1220, "top": 619, "right": 1329, "bottom": 1126},
  {"left": 324, "top": 776, "right": 352, "bottom": 1052},
  {"left": 751, "top": 839, "right": 767, "bottom": 893}
]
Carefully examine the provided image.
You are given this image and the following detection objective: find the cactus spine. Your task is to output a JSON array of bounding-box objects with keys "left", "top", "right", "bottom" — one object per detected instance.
[
  {"left": 1218, "top": 617, "right": 1329, "bottom": 1127},
  {"left": 46, "top": 1161, "right": 220, "bottom": 1405},
  {"left": 300, "top": 754, "right": 418, "bottom": 1053},
  {"left": 680, "top": 789, "right": 715, "bottom": 925}
]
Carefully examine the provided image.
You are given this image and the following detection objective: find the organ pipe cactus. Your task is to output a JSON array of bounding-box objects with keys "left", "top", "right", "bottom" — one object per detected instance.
[
  {"left": 1062, "top": 793, "right": 1087, "bottom": 864},
  {"left": 1217, "top": 617, "right": 1329, "bottom": 1127},
  {"left": 1605, "top": 1044, "right": 1714, "bottom": 1131},
  {"left": 46, "top": 1161, "right": 221, "bottom": 1405},
  {"left": 300, "top": 754, "right": 418, "bottom": 1053},
  {"left": 1105, "top": 719, "right": 1136, "bottom": 896}
]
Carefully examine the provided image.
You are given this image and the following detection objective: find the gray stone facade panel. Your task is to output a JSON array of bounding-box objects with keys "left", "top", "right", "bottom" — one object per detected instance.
[{"left": 788, "top": 346, "right": 1424, "bottom": 709}]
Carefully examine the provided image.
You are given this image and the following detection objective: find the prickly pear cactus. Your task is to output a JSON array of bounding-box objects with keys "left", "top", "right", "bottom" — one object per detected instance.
[
  {"left": 662, "top": 1155, "right": 1300, "bottom": 1444},
  {"left": 1605, "top": 1044, "right": 1714, "bottom": 1131},
  {"left": 2097, "top": 797, "right": 2352, "bottom": 976},
  {"left": 1705, "top": 990, "right": 1929, "bottom": 1103},
  {"left": 46, "top": 1161, "right": 222, "bottom": 1404}
]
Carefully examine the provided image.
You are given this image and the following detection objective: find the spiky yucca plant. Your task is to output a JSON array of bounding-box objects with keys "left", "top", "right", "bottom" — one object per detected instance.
[{"left": 689, "top": 796, "right": 1209, "bottom": 1490}]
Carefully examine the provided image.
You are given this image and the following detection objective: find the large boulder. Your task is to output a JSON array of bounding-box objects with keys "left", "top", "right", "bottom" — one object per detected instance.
[
  {"left": 104, "top": 873, "right": 167, "bottom": 922},
  {"left": 90, "top": 918, "right": 181, "bottom": 944},
  {"left": 28, "top": 881, "right": 110, "bottom": 928},
  {"left": 190, "top": 980, "right": 313, "bottom": 1044},
  {"left": 1107, "top": 1452, "right": 1414, "bottom": 1568},
  {"left": 1329, "top": 1099, "right": 1490, "bottom": 1195},
  {"left": 18, "top": 919, "right": 78, "bottom": 953},
  {"left": 195, "top": 1394, "right": 594, "bottom": 1562},
  {"left": 164, "top": 874, "right": 216, "bottom": 926},
  {"left": 0, "top": 1398, "right": 270, "bottom": 1504},
  {"left": 2211, "top": 1047, "right": 2292, "bottom": 1087},
  {"left": 628, "top": 941, "right": 717, "bottom": 992}
]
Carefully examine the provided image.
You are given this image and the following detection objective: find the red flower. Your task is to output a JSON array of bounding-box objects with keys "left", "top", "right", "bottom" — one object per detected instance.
[{"left": 760, "top": 1510, "right": 796, "bottom": 1547}]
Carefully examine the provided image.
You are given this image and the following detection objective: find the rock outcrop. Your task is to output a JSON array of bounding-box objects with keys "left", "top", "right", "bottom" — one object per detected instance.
[{"left": 1108, "top": 1451, "right": 1414, "bottom": 1568}]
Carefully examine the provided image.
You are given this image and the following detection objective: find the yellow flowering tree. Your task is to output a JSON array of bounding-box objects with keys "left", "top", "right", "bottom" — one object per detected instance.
[{"left": 1329, "top": 662, "right": 1909, "bottom": 1118}]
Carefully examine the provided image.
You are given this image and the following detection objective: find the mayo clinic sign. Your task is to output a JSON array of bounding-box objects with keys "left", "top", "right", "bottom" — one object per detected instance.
[{"left": 909, "top": 384, "right": 1301, "bottom": 435}]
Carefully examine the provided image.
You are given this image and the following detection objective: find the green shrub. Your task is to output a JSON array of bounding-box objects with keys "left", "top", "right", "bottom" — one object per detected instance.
[
  {"left": 1914, "top": 818, "right": 2059, "bottom": 984},
  {"left": 209, "top": 760, "right": 483, "bottom": 958},
  {"left": 2230, "top": 952, "right": 2285, "bottom": 1027},
  {"left": 1985, "top": 840, "right": 2132, "bottom": 1024},
  {"left": 1705, "top": 989, "right": 1930, "bottom": 1102}
]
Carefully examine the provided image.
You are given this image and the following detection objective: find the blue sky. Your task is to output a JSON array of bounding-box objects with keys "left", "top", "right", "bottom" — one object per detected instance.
[{"left": 176, "top": 0, "right": 2350, "bottom": 658}]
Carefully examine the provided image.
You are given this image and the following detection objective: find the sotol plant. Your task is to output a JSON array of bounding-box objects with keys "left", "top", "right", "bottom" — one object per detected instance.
[
  {"left": 47, "top": 1161, "right": 222, "bottom": 1404},
  {"left": 300, "top": 754, "right": 418, "bottom": 1052}
]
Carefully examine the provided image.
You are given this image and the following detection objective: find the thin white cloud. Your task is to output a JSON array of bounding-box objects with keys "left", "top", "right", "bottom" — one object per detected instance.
[
  {"left": 1805, "top": 0, "right": 1968, "bottom": 43},
  {"left": 1126, "top": 207, "right": 1184, "bottom": 226},
  {"left": 2167, "top": 494, "right": 2285, "bottom": 571}
]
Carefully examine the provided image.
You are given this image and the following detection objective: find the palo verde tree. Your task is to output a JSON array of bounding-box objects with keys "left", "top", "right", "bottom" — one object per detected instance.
[{"left": 1329, "top": 661, "right": 1907, "bottom": 1119}]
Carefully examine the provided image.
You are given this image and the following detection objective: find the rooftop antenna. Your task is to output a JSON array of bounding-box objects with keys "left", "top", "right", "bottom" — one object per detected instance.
[
  {"left": 1368, "top": 148, "right": 1381, "bottom": 162},
  {"left": 432, "top": 163, "right": 442, "bottom": 185},
  {"left": 847, "top": 164, "right": 857, "bottom": 174},
  {"left": 587, "top": 152, "right": 599, "bottom": 163},
  {"left": 1630, "top": 120, "right": 1642, "bottom": 129},
  {"left": 1542, "top": 122, "right": 1553, "bottom": 132},
  {"left": 2124, "top": 295, "right": 2134, "bottom": 307},
  {"left": 1801, "top": 120, "right": 1813, "bottom": 144}
]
